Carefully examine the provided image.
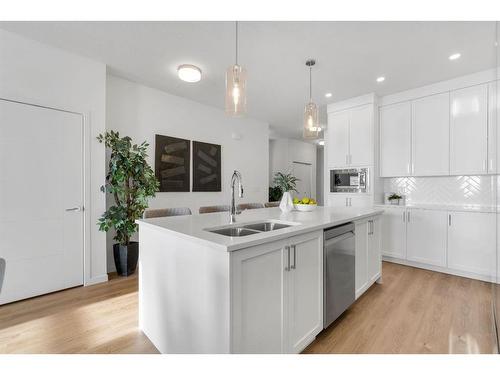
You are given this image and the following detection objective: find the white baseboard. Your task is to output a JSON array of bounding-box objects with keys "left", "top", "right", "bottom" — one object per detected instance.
[
  {"left": 84, "top": 274, "right": 109, "bottom": 286},
  {"left": 382, "top": 255, "right": 498, "bottom": 284}
]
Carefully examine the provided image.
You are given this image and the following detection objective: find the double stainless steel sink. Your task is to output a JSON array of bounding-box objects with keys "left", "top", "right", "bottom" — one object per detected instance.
[{"left": 207, "top": 220, "right": 295, "bottom": 237}]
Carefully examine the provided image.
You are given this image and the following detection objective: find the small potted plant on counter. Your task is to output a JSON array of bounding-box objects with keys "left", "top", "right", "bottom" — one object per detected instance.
[
  {"left": 97, "top": 131, "right": 159, "bottom": 276},
  {"left": 273, "top": 171, "right": 299, "bottom": 213},
  {"left": 388, "top": 193, "right": 403, "bottom": 206}
]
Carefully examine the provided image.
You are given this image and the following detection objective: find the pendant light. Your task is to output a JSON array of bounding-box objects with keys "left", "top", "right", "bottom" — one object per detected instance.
[
  {"left": 303, "top": 59, "right": 320, "bottom": 140},
  {"left": 225, "top": 21, "right": 247, "bottom": 116}
]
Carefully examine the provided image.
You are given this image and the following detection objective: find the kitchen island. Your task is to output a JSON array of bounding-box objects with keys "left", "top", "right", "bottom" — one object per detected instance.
[{"left": 136, "top": 206, "right": 383, "bottom": 354}]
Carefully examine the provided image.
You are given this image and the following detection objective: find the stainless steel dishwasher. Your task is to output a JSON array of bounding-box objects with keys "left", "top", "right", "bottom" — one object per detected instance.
[{"left": 323, "top": 222, "right": 355, "bottom": 329}]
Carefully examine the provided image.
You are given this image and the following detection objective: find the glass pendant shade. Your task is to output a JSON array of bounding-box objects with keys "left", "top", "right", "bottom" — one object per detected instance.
[
  {"left": 303, "top": 101, "right": 320, "bottom": 139},
  {"left": 225, "top": 64, "right": 247, "bottom": 116}
]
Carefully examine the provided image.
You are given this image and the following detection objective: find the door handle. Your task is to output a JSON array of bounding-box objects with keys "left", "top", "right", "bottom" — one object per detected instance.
[
  {"left": 285, "top": 246, "right": 290, "bottom": 271},
  {"left": 65, "top": 206, "right": 82, "bottom": 212},
  {"left": 291, "top": 245, "right": 296, "bottom": 270}
]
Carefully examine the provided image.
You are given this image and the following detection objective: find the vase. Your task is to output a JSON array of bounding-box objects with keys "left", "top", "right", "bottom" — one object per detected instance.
[
  {"left": 113, "top": 242, "right": 139, "bottom": 276},
  {"left": 279, "top": 191, "right": 294, "bottom": 213}
]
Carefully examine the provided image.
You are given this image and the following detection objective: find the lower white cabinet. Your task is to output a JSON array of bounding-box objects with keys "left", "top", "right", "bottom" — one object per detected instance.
[
  {"left": 406, "top": 209, "right": 447, "bottom": 267},
  {"left": 328, "top": 194, "right": 372, "bottom": 207},
  {"left": 380, "top": 206, "right": 406, "bottom": 259},
  {"left": 381, "top": 207, "right": 496, "bottom": 283},
  {"left": 230, "top": 230, "right": 323, "bottom": 354},
  {"left": 447, "top": 211, "right": 496, "bottom": 279},
  {"left": 355, "top": 215, "right": 381, "bottom": 299}
]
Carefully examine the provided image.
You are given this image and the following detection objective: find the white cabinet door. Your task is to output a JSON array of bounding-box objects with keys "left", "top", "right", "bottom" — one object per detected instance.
[
  {"left": 406, "top": 209, "right": 447, "bottom": 267},
  {"left": 450, "top": 84, "right": 488, "bottom": 175},
  {"left": 327, "top": 110, "right": 350, "bottom": 167},
  {"left": 412, "top": 92, "right": 450, "bottom": 176},
  {"left": 367, "top": 216, "right": 382, "bottom": 284},
  {"left": 327, "top": 194, "right": 349, "bottom": 207},
  {"left": 287, "top": 231, "right": 323, "bottom": 353},
  {"left": 349, "top": 195, "right": 372, "bottom": 207},
  {"left": 380, "top": 102, "right": 412, "bottom": 177},
  {"left": 349, "top": 104, "right": 373, "bottom": 166},
  {"left": 231, "top": 238, "right": 288, "bottom": 353},
  {"left": 447, "top": 211, "right": 496, "bottom": 279},
  {"left": 355, "top": 220, "right": 368, "bottom": 298},
  {"left": 488, "top": 81, "right": 498, "bottom": 174},
  {"left": 381, "top": 207, "right": 406, "bottom": 259}
]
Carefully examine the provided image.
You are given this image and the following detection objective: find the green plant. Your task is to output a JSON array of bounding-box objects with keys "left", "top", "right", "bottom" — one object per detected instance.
[
  {"left": 273, "top": 172, "right": 299, "bottom": 194},
  {"left": 388, "top": 193, "right": 402, "bottom": 201},
  {"left": 97, "top": 131, "right": 159, "bottom": 245},
  {"left": 269, "top": 186, "right": 283, "bottom": 202}
]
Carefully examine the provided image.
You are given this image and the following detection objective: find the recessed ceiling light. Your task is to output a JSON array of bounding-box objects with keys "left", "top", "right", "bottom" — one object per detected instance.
[
  {"left": 449, "top": 53, "right": 461, "bottom": 61},
  {"left": 177, "top": 64, "right": 202, "bottom": 82},
  {"left": 325, "top": 92, "right": 332, "bottom": 98},
  {"left": 376, "top": 76, "right": 385, "bottom": 83}
]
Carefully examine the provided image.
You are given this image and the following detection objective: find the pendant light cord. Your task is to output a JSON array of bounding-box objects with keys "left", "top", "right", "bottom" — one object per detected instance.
[
  {"left": 309, "top": 66, "right": 312, "bottom": 102},
  {"left": 235, "top": 21, "right": 239, "bottom": 65}
]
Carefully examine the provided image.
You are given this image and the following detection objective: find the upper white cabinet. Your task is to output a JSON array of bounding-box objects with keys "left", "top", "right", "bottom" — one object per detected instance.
[
  {"left": 406, "top": 208, "right": 447, "bottom": 267},
  {"left": 447, "top": 211, "right": 496, "bottom": 279},
  {"left": 327, "top": 110, "right": 350, "bottom": 167},
  {"left": 349, "top": 105, "right": 373, "bottom": 166},
  {"left": 231, "top": 231, "right": 323, "bottom": 354},
  {"left": 412, "top": 92, "right": 450, "bottom": 176},
  {"left": 379, "top": 101, "right": 412, "bottom": 177},
  {"left": 450, "top": 84, "right": 488, "bottom": 175},
  {"left": 488, "top": 81, "right": 498, "bottom": 173},
  {"left": 327, "top": 103, "right": 373, "bottom": 168}
]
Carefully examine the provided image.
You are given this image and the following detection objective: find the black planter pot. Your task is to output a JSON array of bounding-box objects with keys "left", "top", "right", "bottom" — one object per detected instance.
[{"left": 113, "top": 242, "right": 139, "bottom": 276}]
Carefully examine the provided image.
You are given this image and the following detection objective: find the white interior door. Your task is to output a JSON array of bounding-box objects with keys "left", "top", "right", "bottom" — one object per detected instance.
[
  {"left": 0, "top": 99, "right": 84, "bottom": 305},
  {"left": 292, "top": 162, "right": 312, "bottom": 199}
]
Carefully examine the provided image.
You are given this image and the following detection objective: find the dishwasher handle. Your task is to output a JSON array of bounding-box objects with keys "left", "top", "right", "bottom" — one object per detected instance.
[{"left": 324, "top": 231, "right": 355, "bottom": 248}]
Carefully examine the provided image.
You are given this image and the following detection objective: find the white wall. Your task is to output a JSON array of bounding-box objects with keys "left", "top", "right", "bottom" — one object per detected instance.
[
  {"left": 0, "top": 30, "right": 107, "bottom": 285},
  {"left": 106, "top": 75, "right": 269, "bottom": 271},
  {"left": 269, "top": 138, "right": 317, "bottom": 198}
]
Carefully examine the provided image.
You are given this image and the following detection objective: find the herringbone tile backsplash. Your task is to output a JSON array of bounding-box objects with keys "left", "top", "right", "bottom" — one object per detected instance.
[{"left": 383, "top": 176, "right": 498, "bottom": 206}]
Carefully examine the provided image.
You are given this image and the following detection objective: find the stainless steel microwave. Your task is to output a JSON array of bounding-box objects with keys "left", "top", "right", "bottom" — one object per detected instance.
[{"left": 330, "top": 168, "right": 369, "bottom": 193}]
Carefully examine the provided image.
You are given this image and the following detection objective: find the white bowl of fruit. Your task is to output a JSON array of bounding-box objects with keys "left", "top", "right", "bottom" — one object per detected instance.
[{"left": 293, "top": 197, "right": 317, "bottom": 212}]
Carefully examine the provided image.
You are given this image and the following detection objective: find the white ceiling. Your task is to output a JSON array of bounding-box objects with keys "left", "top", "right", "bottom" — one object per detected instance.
[{"left": 0, "top": 21, "right": 497, "bottom": 138}]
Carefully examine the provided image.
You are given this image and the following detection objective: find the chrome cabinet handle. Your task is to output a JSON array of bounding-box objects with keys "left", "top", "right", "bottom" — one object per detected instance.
[
  {"left": 285, "top": 246, "right": 290, "bottom": 271},
  {"left": 65, "top": 206, "right": 82, "bottom": 212},
  {"left": 448, "top": 214, "right": 451, "bottom": 226},
  {"left": 407, "top": 211, "right": 410, "bottom": 222},
  {"left": 291, "top": 245, "right": 296, "bottom": 270}
]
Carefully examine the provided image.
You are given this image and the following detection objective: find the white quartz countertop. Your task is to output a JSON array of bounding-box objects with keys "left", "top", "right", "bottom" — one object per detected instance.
[
  {"left": 374, "top": 203, "right": 498, "bottom": 213},
  {"left": 137, "top": 206, "right": 384, "bottom": 251}
]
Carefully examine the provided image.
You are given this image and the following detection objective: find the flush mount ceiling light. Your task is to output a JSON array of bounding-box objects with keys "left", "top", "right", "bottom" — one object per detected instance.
[
  {"left": 449, "top": 53, "right": 461, "bottom": 60},
  {"left": 376, "top": 76, "right": 385, "bottom": 83},
  {"left": 225, "top": 21, "right": 247, "bottom": 116},
  {"left": 303, "top": 59, "right": 320, "bottom": 140},
  {"left": 325, "top": 92, "right": 333, "bottom": 98},
  {"left": 177, "top": 64, "right": 202, "bottom": 82}
]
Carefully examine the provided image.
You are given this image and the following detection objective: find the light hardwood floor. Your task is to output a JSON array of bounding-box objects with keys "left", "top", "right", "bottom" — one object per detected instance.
[{"left": 0, "top": 262, "right": 497, "bottom": 354}]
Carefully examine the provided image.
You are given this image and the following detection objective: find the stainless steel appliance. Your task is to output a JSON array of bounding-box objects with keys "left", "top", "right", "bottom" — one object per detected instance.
[
  {"left": 323, "top": 222, "right": 355, "bottom": 329},
  {"left": 330, "top": 167, "right": 368, "bottom": 193}
]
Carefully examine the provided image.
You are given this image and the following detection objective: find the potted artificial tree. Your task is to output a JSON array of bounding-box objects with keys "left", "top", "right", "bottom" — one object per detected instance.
[
  {"left": 273, "top": 172, "right": 299, "bottom": 213},
  {"left": 97, "top": 131, "right": 159, "bottom": 276}
]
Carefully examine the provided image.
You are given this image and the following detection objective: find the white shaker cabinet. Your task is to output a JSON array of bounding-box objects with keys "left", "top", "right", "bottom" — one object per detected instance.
[
  {"left": 327, "top": 194, "right": 373, "bottom": 207},
  {"left": 355, "top": 216, "right": 381, "bottom": 299},
  {"left": 231, "top": 231, "right": 323, "bottom": 354},
  {"left": 447, "top": 211, "right": 496, "bottom": 279},
  {"left": 327, "top": 103, "right": 373, "bottom": 168},
  {"left": 379, "top": 101, "right": 412, "bottom": 177},
  {"left": 412, "top": 92, "right": 450, "bottom": 176},
  {"left": 349, "top": 104, "right": 373, "bottom": 166},
  {"left": 327, "top": 110, "right": 350, "bottom": 167},
  {"left": 380, "top": 206, "right": 406, "bottom": 259},
  {"left": 406, "top": 209, "right": 447, "bottom": 267},
  {"left": 450, "top": 84, "right": 488, "bottom": 175}
]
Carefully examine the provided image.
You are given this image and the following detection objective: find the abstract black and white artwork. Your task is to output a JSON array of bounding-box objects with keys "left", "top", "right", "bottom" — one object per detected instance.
[
  {"left": 155, "top": 135, "right": 190, "bottom": 192},
  {"left": 192, "top": 141, "right": 221, "bottom": 192}
]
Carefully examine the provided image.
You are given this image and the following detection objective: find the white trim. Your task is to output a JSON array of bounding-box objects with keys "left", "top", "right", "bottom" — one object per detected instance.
[
  {"left": 382, "top": 255, "right": 498, "bottom": 284},
  {"left": 379, "top": 68, "right": 498, "bottom": 107},
  {"left": 327, "top": 93, "right": 376, "bottom": 113},
  {"left": 84, "top": 274, "right": 109, "bottom": 286}
]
